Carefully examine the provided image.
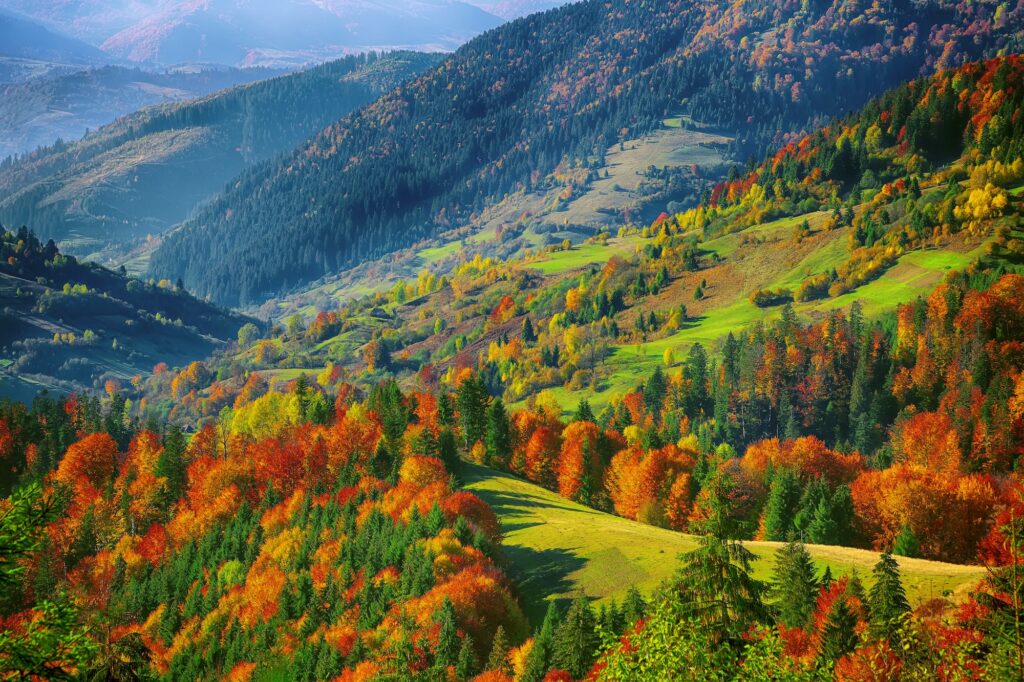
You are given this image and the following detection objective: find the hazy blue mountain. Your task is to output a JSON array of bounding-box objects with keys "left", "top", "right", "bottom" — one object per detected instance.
[
  {"left": 0, "top": 52, "right": 440, "bottom": 261},
  {"left": 0, "top": 9, "right": 110, "bottom": 65},
  {"left": 0, "top": 64, "right": 282, "bottom": 159}
]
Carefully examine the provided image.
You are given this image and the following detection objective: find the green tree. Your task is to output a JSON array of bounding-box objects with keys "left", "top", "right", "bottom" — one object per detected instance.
[
  {"left": 434, "top": 598, "right": 459, "bottom": 669},
  {"left": 763, "top": 470, "right": 801, "bottom": 541},
  {"left": 770, "top": 541, "right": 819, "bottom": 629},
  {"left": 484, "top": 399, "right": 512, "bottom": 468},
  {"left": 552, "top": 594, "right": 599, "bottom": 678},
  {"left": 893, "top": 525, "right": 920, "bottom": 558},
  {"left": 819, "top": 597, "right": 858, "bottom": 662},
  {"left": 486, "top": 625, "right": 510, "bottom": 674},
  {"left": 456, "top": 374, "right": 489, "bottom": 449},
  {"left": 868, "top": 553, "right": 910, "bottom": 641},
  {"left": 521, "top": 602, "right": 558, "bottom": 682},
  {"left": 456, "top": 634, "right": 476, "bottom": 680},
  {"left": 573, "top": 399, "right": 595, "bottom": 424},
  {"left": 0, "top": 484, "right": 98, "bottom": 678}
]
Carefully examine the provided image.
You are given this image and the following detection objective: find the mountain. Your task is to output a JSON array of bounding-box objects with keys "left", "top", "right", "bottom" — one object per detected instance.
[
  {"left": 1, "top": 0, "right": 503, "bottom": 69},
  {"left": 0, "top": 1, "right": 164, "bottom": 45},
  {"left": 0, "top": 9, "right": 109, "bottom": 65},
  {"left": 100, "top": 0, "right": 501, "bottom": 68},
  {"left": 0, "top": 64, "right": 283, "bottom": 160},
  {"left": 462, "top": 0, "right": 566, "bottom": 20},
  {"left": 0, "top": 227, "right": 252, "bottom": 402},
  {"left": 148, "top": 0, "right": 1024, "bottom": 306},
  {"left": 0, "top": 52, "right": 440, "bottom": 261}
]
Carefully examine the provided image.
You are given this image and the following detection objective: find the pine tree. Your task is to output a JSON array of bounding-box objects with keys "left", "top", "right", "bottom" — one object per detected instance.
[
  {"left": 622, "top": 586, "right": 646, "bottom": 626},
  {"left": 644, "top": 366, "right": 667, "bottom": 417},
  {"left": 676, "top": 533, "right": 770, "bottom": 644},
  {"left": 820, "top": 566, "right": 834, "bottom": 590},
  {"left": 521, "top": 317, "right": 536, "bottom": 343},
  {"left": 457, "top": 374, "right": 489, "bottom": 449},
  {"left": 868, "top": 553, "right": 910, "bottom": 641},
  {"left": 552, "top": 594, "right": 599, "bottom": 678},
  {"left": 456, "top": 635, "right": 476, "bottom": 680},
  {"left": 893, "top": 525, "right": 920, "bottom": 558},
  {"left": 486, "top": 625, "right": 510, "bottom": 674},
  {"left": 770, "top": 541, "right": 819, "bottom": 629},
  {"left": 763, "top": 470, "right": 801, "bottom": 541},
  {"left": 807, "top": 495, "right": 838, "bottom": 545},
  {"left": 819, "top": 597, "right": 858, "bottom": 662},
  {"left": 435, "top": 598, "right": 459, "bottom": 669},
  {"left": 157, "top": 425, "right": 187, "bottom": 512},
  {"left": 521, "top": 602, "right": 558, "bottom": 682},
  {"left": 485, "top": 399, "right": 512, "bottom": 467},
  {"left": 573, "top": 399, "right": 595, "bottom": 424}
]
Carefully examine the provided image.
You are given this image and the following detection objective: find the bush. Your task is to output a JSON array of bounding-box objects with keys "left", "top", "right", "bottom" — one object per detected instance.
[{"left": 749, "top": 288, "right": 793, "bottom": 307}]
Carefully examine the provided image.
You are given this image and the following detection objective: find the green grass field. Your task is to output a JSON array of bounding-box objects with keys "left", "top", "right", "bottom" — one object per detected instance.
[
  {"left": 463, "top": 463, "right": 987, "bottom": 624},
  {"left": 527, "top": 237, "right": 641, "bottom": 275}
]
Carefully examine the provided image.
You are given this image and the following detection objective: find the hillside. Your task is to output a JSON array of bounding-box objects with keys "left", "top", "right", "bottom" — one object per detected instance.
[
  {"left": 463, "top": 463, "right": 985, "bottom": 621},
  {"left": 0, "top": 63, "right": 283, "bottom": 160},
  {"left": 132, "top": 55, "right": 1024, "bottom": 572},
  {"left": 148, "top": 0, "right": 1023, "bottom": 306},
  {"left": 0, "top": 53, "right": 440, "bottom": 261},
  {"left": 0, "top": 227, "right": 252, "bottom": 401},
  {"left": 0, "top": 9, "right": 108, "bottom": 66},
  {"left": 100, "top": 0, "right": 501, "bottom": 68},
  {"left": 170, "top": 55, "right": 1024, "bottom": 424},
  {"left": 0, "top": 0, "right": 162, "bottom": 45}
]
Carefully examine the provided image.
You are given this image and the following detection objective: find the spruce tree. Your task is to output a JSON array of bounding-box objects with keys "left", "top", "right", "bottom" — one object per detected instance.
[
  {"left": 435, "top": 598, "right": 459, "bottom": 669},
  {"left": 868, "top": 553, "right": 910, "bottom": 641},
  {"left": 456, "top": 635, "right": 476, "bottom": 680},
  {"left": 820, "top": 565, "right": 834, "bottom": 590},
  {"left": 819, "top": 597, "right": 858, "bottom": 662},
  {"left": 676, "top": 472, "right": 768, "bottom": 645},
  {"left": 457, "top": 375, "right": 489, "bottom": 449},
  {"left": 521, "top": 317, "right": 536, "bottom": 343},
  {"left": 573, "top": 399, "right": 595, "bottom": 424},
  {"left": 485, "top": 399, "right": 512, "bottom": 467},
  {"left": 770, "top": 541, "right": 819, "bottom": 629},
  {"left": 552, "top": 594, "right": 599, "bottom": 678},
  {"left": 763, "top": 470, "right": 801, "bottom": 541},
  {"left": 622, "top": 586, "right": 646, "bottom": 626},
  {"left": 486, "top": 625, "right": 511, "bottom": 674},
  {"left": 807, "top": 495, "right": 838, "bottom": 545},
  {"left": 893, "top": 525, "right": 920, "bottom": 558},
  {"left": 521, "top": 602, "right": 558, "bottom": 682}
]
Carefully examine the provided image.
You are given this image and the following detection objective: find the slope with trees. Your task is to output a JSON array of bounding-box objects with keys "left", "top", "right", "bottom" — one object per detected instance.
[
  {"left": 0, "top": 226, "right": 253, "bottom": 401},
  {"left": 149, "top": 0, "right": 1023, "bottom": 305},
  {"left": 0, "top": 52, "right": 440, "bottom": 259}
]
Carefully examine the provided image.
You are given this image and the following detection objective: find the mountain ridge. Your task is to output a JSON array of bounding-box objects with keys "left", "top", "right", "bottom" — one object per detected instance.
[{"left": 148, "top": 0, "right": 1024, "bottom": 306}]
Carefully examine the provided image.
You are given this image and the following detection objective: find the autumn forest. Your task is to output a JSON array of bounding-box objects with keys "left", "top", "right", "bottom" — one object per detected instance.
[{"left": 2, "top": 0, "right": 1024, "bottom": 680}]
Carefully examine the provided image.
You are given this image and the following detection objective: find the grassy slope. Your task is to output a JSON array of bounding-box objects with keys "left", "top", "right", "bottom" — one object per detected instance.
[
  {"left": 463, "top": 463, "right": 986, "bottom": 623},
  {"left": 517, "top": 216, "right": 991, "bottom": 415}
]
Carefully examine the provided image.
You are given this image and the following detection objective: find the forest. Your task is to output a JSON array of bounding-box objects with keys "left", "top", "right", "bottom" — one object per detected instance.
[
  {"left": 0, "top": 52, "right": 440, "bottom": 252},
  {"left": 3, "top": 0, "right": 1024, "bottom": 679},
  {"left": 148, "top": 0, "right": 1022, "bottom": 306}
]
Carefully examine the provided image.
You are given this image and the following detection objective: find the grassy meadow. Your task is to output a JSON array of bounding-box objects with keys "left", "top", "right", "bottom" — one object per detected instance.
[{"left": 463, "top": 463, "right": 987, "bottom": 624}]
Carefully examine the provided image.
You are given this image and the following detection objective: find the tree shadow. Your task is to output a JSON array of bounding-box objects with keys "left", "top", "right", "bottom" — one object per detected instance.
[{"left": 496, "top": 544, "right": 587, "bottom": 626}]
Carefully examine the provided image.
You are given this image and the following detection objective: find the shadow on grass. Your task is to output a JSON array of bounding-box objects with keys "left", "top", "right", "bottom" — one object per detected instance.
[{"left": 498, "top": 544, "right": 586, "bottom": 626}]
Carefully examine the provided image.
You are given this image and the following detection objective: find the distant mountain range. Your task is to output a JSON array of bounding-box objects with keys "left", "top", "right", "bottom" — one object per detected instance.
[
  {"left": 0, "top": 52, "right": 440, "bottom": 261},
  {"left": 0, "top": 9, "right": 108, "bottom": 66},
  {"left": 0, "top": 0, "right": 524, "bottom": 68},
  {"left": 0, "top": 64, "right": 283, "bottom": 159},
  {"left": 147, "top": 0, "right": 1024, "bottom": 306}
]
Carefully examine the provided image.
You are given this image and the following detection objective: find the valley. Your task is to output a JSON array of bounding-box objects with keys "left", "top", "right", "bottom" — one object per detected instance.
[{"left": 1, "top": 1, "right": 1024, "bottom": 680}]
